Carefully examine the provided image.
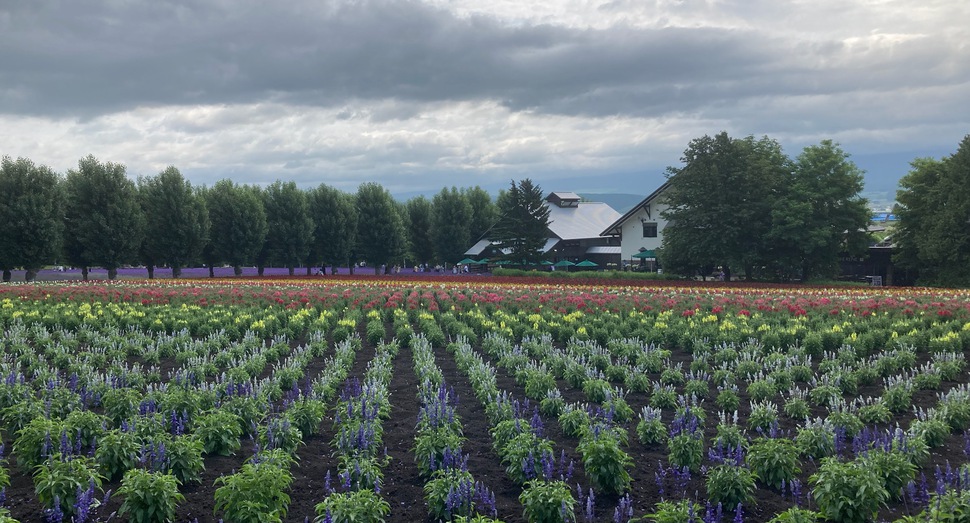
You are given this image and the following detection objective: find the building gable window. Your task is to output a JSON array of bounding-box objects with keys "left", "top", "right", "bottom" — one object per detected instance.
[{"left": 642, "top": 222, "right": 658, "bottom": 238}]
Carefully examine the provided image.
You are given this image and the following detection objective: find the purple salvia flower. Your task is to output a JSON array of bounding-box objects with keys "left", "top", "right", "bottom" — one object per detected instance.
[
  {"left": 733, "top": 503, "right": 743, "bottom": 523},
  {"left": 45, "top": 496, "right": 63, "bottom": 523}
]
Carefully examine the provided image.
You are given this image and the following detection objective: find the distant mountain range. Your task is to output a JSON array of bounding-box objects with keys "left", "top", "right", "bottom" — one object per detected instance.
[
  {"left": 583, "top": 190, "right": 896, "bottom": 215},
  {"left": 579, "top": 193, "right": 644, "bottom": 214}
]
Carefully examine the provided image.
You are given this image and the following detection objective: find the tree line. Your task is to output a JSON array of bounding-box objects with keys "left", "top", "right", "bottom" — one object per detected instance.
[
  {"left": 3, "top": 133, "right": 967, "bottom": 285},
  {"left": 658, "top": 134, "right": 872, "bottom": 281},
  {"left": 0, "top": 154, "right": 505, "bottom": 281},
  {"left": 658, "top": 132, "right": 970, "bottom": 286}
]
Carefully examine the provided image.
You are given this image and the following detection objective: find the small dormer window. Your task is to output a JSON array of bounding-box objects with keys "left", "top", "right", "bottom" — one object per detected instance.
[{"left": 546, "top": 192, "right": 581, "bottom": 207}]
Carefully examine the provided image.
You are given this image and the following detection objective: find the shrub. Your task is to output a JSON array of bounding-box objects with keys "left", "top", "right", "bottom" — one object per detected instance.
[
  {"left": 33, "top": 455, "right": 104, "bottom": 517},
  {"left": 795, "top": 419, "right": 835, "bottom": 459},
  {"left": 315, "top": 488, "right": 390, "bottom": 523},
  {"left": 214, "top": 452, "right": 294, "bottom": 523},
  {"left": 163, "top": 435, "right": 205, "bottom": 485},
  {"left": 810, "top": 457, "right": 887, "bottom": 523},
  {"left": 746, "top": 437, "right": 801, "bottom": 490},
  {"left": 859, "top": 449, "right": 915, "bottom": 500},
  {"left": 706, "top": 463, "right": 756, "bottom": 508},
  {"left": 578, "top": 429, "right": 632, "bottom": 495},
  {"left": 519, "top": 479, "right": 576, "bottom": 523},
  {"left": 766, "top": 507, "right": 819, "bottom": 523},
  {"left": 194, "top": 410, "right": 243, "bottom": 456},
  {"left": 636, "top": 407, "right": 667, "bottom": 447},
  {"left": 95, "top": 429, "right": 140, "bottom": 481},
  {"left": 715, "top": 387, "right": 740, "bottom": 412},
  {"left": 119, "top": 469, "right": 184, "bottom": 523}
]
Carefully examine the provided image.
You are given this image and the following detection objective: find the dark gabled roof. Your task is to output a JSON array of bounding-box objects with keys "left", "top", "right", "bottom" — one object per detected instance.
[{"left": 600, "top": 181, "right": 671, "bottom": 236}]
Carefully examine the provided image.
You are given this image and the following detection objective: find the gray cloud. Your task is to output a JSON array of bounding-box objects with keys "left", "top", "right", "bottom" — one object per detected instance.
[
  {"left": 4, "top": 0, "right": 964, "bottom": 120},
  {"left": 0, "top": 0, "right": 967, "bottom": 198}
]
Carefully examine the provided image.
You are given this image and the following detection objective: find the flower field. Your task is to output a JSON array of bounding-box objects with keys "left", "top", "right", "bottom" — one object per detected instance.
[{"left": 1, "top": 278, "right": 970, "bottom": 523}]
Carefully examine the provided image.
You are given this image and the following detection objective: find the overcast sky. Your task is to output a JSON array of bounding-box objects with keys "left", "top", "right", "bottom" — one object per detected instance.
[{"left": 1, "top": 0, "right": 967, "bottom": 199}]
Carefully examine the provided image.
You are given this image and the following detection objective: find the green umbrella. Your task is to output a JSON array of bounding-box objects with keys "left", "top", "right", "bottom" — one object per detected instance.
[
  {"left": 553, "top": 260, "right": 575, "bottom": 267},
  {"left": 575, "top": 260, "right": 598, "bottom": 267},
  {"left": 457, "top": 258, "right": 478, "bottom": 265},
  {"left": 632, "top": 250, "right": 656, "bottom": 259}
]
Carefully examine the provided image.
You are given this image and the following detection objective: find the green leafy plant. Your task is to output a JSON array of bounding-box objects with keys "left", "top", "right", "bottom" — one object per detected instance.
[
  {"left": 33, "top": 455, "right": 104, "bottom": 516},
  {"left": 715, "top": 386, "right": 740, "bottom": 412},
  {"left": 643, "top": 500, "right": 700, "bottom": 523},
  {"left": 539, "top": 390, "right": 565, "bottom": 418},
  {"left": 582, "top": 379, "right": 612, "bottom": 403},
  {"left": 860, "top": 449, "right": 916, "bottom": 500},
  {"left": 501, "top": 433, "right": 553, "bottom": 484},
  {"left": 747, "top": 378, "right": 777, "bottom": 402},
  {"left": 315, "top": 488, "right": 390, "bottom": 523},
  {"left": 636, "top": 407, "right": 667, "bottom": 446},
  {"left": 424, "top": 469, "right": 476, "bottom": 521},
  {"left": 810, "top": 457, "right": 888, "bottom": 523},
  {"left": 795, "top": 418, "right": 835, "bottom": 459},
  {"left": 214, "top": 452, "right": 294, "bottom": 523},
  {"left": 14, "top": 417, "right": 62, "bottom": 470},
  {"left": 766, "top": 507, "right": 818, "bottom": 523},
  {"left": 650, "top": 384, "right": 678, "bottom": 409},
  {"left": 118, "top": 469, "right": 184, "bottom": 523},
  {"left": 783, "top": 393, "right": 811, "bottom": 420},
  {"left": 414, "top": 427, "right": 464, "bottom": 478},
  {"left": 558, "top": 407, "right": 590, "bottom": 439},
  {"left": 706, "top": 463, "right": 756, "bottom": 508},
  {"left": 747, "top": 401, "right": 779, "bottom": 433},
  {"left": 856, "top": 400, "right": 892, "bottom": 425},
  {"left": 668, "top": 432, "right": 703, "bottom": 473},
  {"left": 746, "top": 437, "right": 801, "bottom": 490},
  {"left": 338, "top": 455, "right": 388, "bottom": 491},
  {"left": 100, "top": 387, "right": 142, "bottom": 426},
  {"left": 194, "top": 410, "right": 243, "bottom": 456},
  {"left": 260, "top": 417, "right": 304, "bottom": 455},
  {"left": 578, "top": 428, "right": 632, "bottom": 495},
  {"left": 95, "top": 428, "right": 140, "bottom": 481},
  {"left": 519, "top": 479, "right": 576, "bottom": 523},
  {"left": 163, "top": 435, "right": 205, "bottom": 485}
]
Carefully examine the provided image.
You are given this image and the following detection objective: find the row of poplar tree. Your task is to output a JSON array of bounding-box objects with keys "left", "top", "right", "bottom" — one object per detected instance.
[{"left": 0, "top": 154, "right": 518, "bottom": 281}]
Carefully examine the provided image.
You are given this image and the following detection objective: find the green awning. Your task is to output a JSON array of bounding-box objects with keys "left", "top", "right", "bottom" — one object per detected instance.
[
  {"left": 632, "top": 250, "right": 656, "bottom": 259},
  {"left": 553, "top": 260, "right": 575, "bottom": 267},
  {"left": 575, "top": 260, "right": 598, "bottom": 267}
]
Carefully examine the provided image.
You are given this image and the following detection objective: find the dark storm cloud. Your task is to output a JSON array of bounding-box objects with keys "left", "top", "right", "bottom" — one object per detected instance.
[{"left": 5, "top": 0, "right": 962, "bottom": 120}]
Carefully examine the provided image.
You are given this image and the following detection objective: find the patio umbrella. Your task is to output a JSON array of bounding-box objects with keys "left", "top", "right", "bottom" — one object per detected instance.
[{"left": 575, "top": 260, "right": 598, "bottom": 267}]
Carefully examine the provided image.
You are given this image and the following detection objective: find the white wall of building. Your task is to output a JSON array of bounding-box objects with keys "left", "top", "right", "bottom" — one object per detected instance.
[{"left": 618, "top": 200, "right": 669, "bottom": 262}]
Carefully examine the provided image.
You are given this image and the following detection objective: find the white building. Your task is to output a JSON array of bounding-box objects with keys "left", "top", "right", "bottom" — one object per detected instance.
[
  {"left": 465, "top": 192, "right": 622, "bottom": 266},
  {"left": 600, "top": 182, "right": 671, "bottom": 268}
]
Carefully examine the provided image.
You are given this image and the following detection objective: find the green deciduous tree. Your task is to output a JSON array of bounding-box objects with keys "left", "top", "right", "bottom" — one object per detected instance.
[
  {"left": 0, "top": 156, "right": 63, "bottom": 282},
  {"left": 431, "top": 187, "right": 473, "bottom": 264},
  {"left": 768, "top": 140, "right": 870, "bottom": 280},
  {"left": 895, "top": 135, "right": 970, "bottom": 286},
  {"left": 490, "top": 179, "right": 551, "bottom": 265},
  {"left": 660, "top": 133, "right": 789, "bottom": 280},
  {"left": 355, "top": 183, "right": 406, "bottom": 274},
  {"left": 463, "top": 186, "right": 498, "bottom": 246},
  {"left": 262, "top": 181, "right": 314, "bottom": 276},
  {"left": 63, "top": 155, "right": 144, "bottom": 280},
  {"left": 405, "top": 196, "right": 434, "bottom": 266},
  {"left": 206, "top": 180, "right": 267, "bottom": 276},
  {"left": 308, "top": 184, "right": 358, "bottom": 274},
  {"left": 138, "top": 167, "right": 209, "bottom": 278}
]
